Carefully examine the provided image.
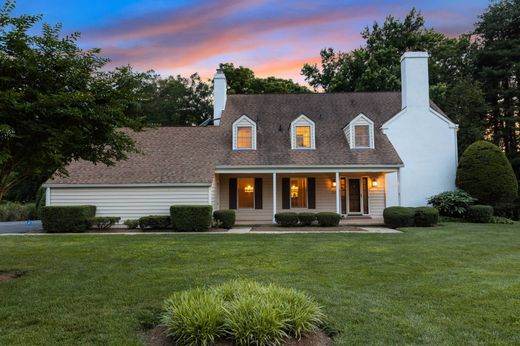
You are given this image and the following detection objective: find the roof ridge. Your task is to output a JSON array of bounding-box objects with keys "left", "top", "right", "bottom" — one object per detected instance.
[{"left": 227, "top": 91, "right": 401, "bottom": 97}]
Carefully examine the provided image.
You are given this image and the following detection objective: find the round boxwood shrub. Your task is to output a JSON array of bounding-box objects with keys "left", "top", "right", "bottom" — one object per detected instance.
[
  {"left": 138, "top": 215, "right": 171, "bottom": 230},
  {"left": 213, "top": 209, "right": 236, "bottom": 229},
  {"left": 88, "top": 216, "right": 120, "bottom": 230},
  {"left": 383, "top": 206, "right": 415, "bottom": 228},
  {"left": 170, "top": 205, "right": 212, "bottom": 232},
  {"left": 414, "top": 207, "right": 439, "bottom": 227},
  {"left": 162, "top": 280, "right": 324, "bottom": 346},
  {"left": 274, "top": 212, "right": 299, "bottom": 227},
  {"left": 297, "top": 212, "right": 316, "bottom": 226},
  {"left": 456, "top": 141, "right": 518, "bottom": 206},
  {"left": 466, "top": 205, "right": 494, "bottom": 223},
  {"left": 316, "top": 212, "right": 340, "bottom": 227}
]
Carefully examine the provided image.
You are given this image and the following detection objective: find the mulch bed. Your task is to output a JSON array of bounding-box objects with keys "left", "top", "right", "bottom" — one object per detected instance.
[
  {"left": 251, "top": 225, "right": 365, "bottom": 232},
  {"left": 0, "top": 271, "right": 24, "bottom": 283},
  {"left": 142, "top": 326, "right": 332, "bottom": 346}
]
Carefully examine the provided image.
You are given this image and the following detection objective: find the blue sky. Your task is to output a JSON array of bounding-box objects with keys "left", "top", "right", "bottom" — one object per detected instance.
[{"left": 13, "top": 0, "right": 490, "bottom": 81}]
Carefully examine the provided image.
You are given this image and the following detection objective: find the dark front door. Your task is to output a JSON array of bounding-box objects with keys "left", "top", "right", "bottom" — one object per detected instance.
[{"left": 348, "top": 179, "right": 361, "bottom": 213}]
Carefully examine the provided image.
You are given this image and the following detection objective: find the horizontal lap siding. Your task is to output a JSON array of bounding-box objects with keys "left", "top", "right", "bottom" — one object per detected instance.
[
  {"left": 368, "top": 174, "right": 386, "bottom": 217},
  {"left": 49, "top": 187, "right": 210, "bottom": 221}
]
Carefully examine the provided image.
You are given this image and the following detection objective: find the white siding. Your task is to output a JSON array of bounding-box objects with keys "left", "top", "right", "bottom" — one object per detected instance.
[{"left": 49, "top": 186, "right": 210, "bottom": 221}]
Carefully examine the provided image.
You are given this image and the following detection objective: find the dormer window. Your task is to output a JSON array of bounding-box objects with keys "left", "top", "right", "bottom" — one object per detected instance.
[
  {"left": 295, "top": 126, "right": 311, "bottom": 148},
  {"left": 354, "top": 125, "right": 370, "bottom": 147},
  {"left": 291, "top": 115, "right": 315, "bottom": 150},
  {"left": 237, "top": 127, "right": 253, "bottom": 149},
  {"left": 344, "top": 113, "right": 375, "bottom": 149},
  {"left": 233, "top": 115, "right": 256, "bottom": 150}
]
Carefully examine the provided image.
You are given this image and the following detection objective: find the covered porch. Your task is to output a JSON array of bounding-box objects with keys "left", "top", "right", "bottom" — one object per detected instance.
[{"left": 213, "top": 166, "right": 400, "bottom": 224}]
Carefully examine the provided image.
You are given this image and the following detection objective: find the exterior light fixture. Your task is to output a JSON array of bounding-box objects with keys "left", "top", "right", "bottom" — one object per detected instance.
[
  {"left": 332, "top": 179, "right": 337, "bottom": 188},
  {"left": 290, "top": 185, "right": 299, "bottom": 198},
  {"left": 244, "top": 185, "right": 254, "bottom": 193},
  {"left": 372, "top": 178, "right": 378, "bottom": 188}
]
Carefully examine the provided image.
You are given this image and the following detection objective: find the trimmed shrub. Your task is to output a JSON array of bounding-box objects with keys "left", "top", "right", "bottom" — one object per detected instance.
[
  {"left": 213, "top": 209, "right": 236, "bottom": 229},
  {"left": 466, "top": 205, "right": 494, "bottom": 223},
  {"left": 123, "top": 219, "right": 139, "bottom": 229},
  {"left": 297, "top": 212, "right": 316, "bottom": 226},
  {"left": 41, "top": 205, "right": 96, "bottom": 233},
  {"left": 456, "top": 141, "right": 518, "bottom": 205},
  {"left": 162, "top": 280, "right": 324, "bottom": 346},
  {"left": 170, "top": 205, "right": 212, "bottom": 232},
  {"left": 439, "top": 216, "right": 465, "bottom": 223},
  {"left": 414, "top": 207, "right": 439, "bottom": 227},
  {"left": 0, "top": 202, "right": 36, "bottom": 221},
  {"left": 89, "top": 216, "right": 120, "bottom": 230},
  {"left": 138, "top": 215, "right": 171, "bottom": 230},
  {"left": 274, "top": 212, "right": 299, "bottom": 227},
  {"left": 383, "top": 206, "right": 415, "bottom": 228},
  {"left": 427, "top": 190, "right": 476, "bottom": 217},
  {"left": 316, "top": 212, "right": 340, "bottom": 227},
  {"left": 494, "top": 201, "right": 520, "bottom": 221}
]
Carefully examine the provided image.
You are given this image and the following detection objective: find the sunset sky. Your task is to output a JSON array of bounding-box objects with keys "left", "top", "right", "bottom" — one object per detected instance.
[{"left": 14, "top": 0, "right": 490, "bottom": 82}]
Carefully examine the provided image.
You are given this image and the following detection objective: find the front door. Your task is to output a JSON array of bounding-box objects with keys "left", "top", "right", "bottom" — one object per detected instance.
[{"left": 348, "top": 178, "right": 361, "bottom": 214}]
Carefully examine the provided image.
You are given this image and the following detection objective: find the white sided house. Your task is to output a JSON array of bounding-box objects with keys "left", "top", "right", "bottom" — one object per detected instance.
[{"left": 45, "top": 52, "right": 458, "bottom": 223}]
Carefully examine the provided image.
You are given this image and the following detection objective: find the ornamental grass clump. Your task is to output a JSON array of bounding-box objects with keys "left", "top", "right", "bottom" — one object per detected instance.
[{"left": 161, "top": 280, "right": 324, "bottom": 346}]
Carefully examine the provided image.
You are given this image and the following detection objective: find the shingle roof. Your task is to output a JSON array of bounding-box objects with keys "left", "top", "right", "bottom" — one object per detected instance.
[{"left": 49, "top": 92, "right": 446, "bottom": 185}]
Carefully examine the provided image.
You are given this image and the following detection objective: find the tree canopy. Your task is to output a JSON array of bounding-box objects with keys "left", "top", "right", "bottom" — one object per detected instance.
[
  {"left": 219, "top": 63, "right": 308, "bottom": 94},
  {"left": 0, "top": 0, "right": 146, "bottom": 200}
]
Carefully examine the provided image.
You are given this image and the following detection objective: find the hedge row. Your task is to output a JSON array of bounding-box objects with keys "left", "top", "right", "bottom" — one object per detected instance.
[
  {"left": 41, "top": 205, "right": 96, "bottom": 233},
  {"left": 274, "top": 212, "right": 340, "bottom": 227},
  {"left": 383, "top": 206, "right": 439, "bottom": 228}
]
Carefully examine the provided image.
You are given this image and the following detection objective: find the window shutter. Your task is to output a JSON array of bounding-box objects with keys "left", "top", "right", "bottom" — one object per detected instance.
[
  {"left": 308, "top": 177, "right": 316, "bottom": 209},
  {"left": 254, "top": 178, "right": 263, "bottom": 209},
  {"left": 282, "top": 177, "right": 290, "bottom": 209},
  {"left": 229, "top": 178, "right": 237, "bottom": 209}
]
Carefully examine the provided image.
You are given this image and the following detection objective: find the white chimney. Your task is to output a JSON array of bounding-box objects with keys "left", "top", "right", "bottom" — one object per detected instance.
[
  {"left": 400, "top": 51, "right": 430, "bottom": 110},
  {"left": 213, "top": 69, "right": 227, "bottom": 126}
]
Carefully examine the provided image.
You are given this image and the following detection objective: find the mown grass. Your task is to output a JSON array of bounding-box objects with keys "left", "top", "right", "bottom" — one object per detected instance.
[{"left": 0, "top": 222, "right": 519, "bottom": 345}]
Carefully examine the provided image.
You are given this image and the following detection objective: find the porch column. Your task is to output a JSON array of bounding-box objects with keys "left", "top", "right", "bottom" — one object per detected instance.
[
  {"left": 272, "top": 172, "right": 277, "bottom": 223},
  {"left": 335, "top": 172, "right": 340, "bottom": 214}
]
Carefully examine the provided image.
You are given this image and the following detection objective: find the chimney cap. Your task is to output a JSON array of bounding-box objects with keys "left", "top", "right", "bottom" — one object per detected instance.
[
  {"left": 400, "top": 51, "right": 429, "bottom": 61},
  {"left": 214, "top": 68, "right": 226, "bottom": 79}
]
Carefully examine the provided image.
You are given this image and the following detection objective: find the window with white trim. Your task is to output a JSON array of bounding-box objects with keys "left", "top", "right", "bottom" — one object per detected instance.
[
  {"left": 291, "top": 115, "right": 315, "bottom": 149},
  {"left": 344, "top": 113, "right": 375, "bottom": 149},
  {"left": 238, "top": 177, "right": 255, "bottom": 208},
  {"left": 232, "top": 115, "right": 256, "bottom": 150},
  {"left": 290, "top": 177, "right": 307, "bottom": 208}
]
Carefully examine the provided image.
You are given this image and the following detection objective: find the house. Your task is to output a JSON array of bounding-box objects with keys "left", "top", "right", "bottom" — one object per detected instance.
[{"left": 44, "top": 52, "right": 458, "bottom": 223}]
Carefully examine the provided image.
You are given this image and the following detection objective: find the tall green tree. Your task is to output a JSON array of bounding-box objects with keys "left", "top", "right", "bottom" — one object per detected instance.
[
  {"left": 301, "top": 9, "right": 487, "bottom": 154},
  {"left": 140, "top": 73, "right": 212, "bottom": 126},
  {"left": 473, "top": 0, "right": 520, "bottom": 180},
  {"left": 220, "top": 63, "right": 308, "bottom": 94},
  {"left": 0, "top": 1, "right": 147, "bottom": 200}
]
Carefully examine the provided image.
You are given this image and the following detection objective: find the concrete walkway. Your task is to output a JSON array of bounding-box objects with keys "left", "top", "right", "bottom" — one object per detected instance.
[
  {"left": 0, "top": 226, "right": 400, "bottom": 236},
  {"left": 0, "top": 220, "right": 42, "bottom": 234}
]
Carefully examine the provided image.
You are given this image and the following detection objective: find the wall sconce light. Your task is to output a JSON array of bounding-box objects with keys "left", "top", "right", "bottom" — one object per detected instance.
[
  {"left": 244, "top": 185, "right": 254, "bottom": 193},
  {"left": 371, "top": 178, "right": 378, "bottom": 188},
  {"left": 331, "top": 178, "right": 337, "bottom": 191}
]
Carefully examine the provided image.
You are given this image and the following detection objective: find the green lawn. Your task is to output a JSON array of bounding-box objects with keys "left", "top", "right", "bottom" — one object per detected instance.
[{"left": 1, "top": 223, "right": 519, "bottom": 345}]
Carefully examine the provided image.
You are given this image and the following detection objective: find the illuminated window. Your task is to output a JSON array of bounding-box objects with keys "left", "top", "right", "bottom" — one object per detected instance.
[
  {"left": 354, "top": 125, "right": 370, "bottom": 147},
  {"left": 237, "top": 127, "right": 253, "bottom": 149},
  {"left": 290, "top": 177, "right": 307, "bottom": 208},
  {"left": 291, "top": 115, "right": 315, "bottom": 149},
  {"left": 295, "top": 126, "right": 311, "bottom": 148},
  {"left": 238, "top": 178, "right": 254, "bottom": 208}
]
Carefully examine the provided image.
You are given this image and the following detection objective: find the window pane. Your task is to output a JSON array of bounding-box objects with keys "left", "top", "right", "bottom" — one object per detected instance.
[
  {"left": 295, "top": 126, "right": 311, "bottom": 147},
  {"left": 238, "top": 178, "right": 254, "bottom": 208},
  {"left": 237, "top": 127, "right": 252, "bottom": 148},
  {"left": 355, "top": 125, "right": 369, "bottom": 147},
  {"left": 290, "top": 177, "right": 307, "bottom": 208}
]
